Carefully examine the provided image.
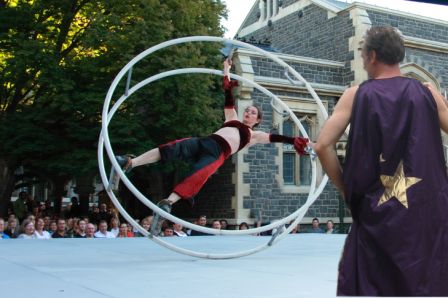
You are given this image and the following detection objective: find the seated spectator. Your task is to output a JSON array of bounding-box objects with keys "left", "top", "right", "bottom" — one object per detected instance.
[
  {"left": 326, "top": 220, "right": 337, "bottom": 234},
  {"left": 74, "top": 219, "right": 87, "bottom": 238},
  {"left": 109, "top": 217, "right": 120, "bottom": 237},
  {"left": 94, "top": 220, "right": 115, "bottom": 238},
  {"left": 18, "top": 219, "right": 36, "bottom": 239},
  {"left": 189, "top": 215, "right": 209, "bottom": 236},
  {"left": 65, "top": 218, "right": 75, "bottom": 237},
  {"left": 211, "top": 220, "right": 221, "bottom": 230},
  {"left": 5, "top": 217, "right": 20, "bottom": 238},
  {"left": 162, "top": 225, "right": 174, "bottom": 237},
  {"left": 307, "top": 217, "right": 325, "bottom": 233},
  {"left": 0, "top": 218, "right": 10, "bottom": 239},
  {"left": 43, "top": 216, "right": 51, "bottom": 231},
  {"left": 239, "top": 222, "right": 249, "bottom": 230},
  {"left": 126, "top": 223, "right": 135, "bottom": 237},
  {"left": 25, "top": 214, "right": 36, "bottom": 225},
  {"left": 52, "top": 219, "right": 70, "bottom": 238},
  {"left": 117, "top": 223, "right": 131, "bottom": 238},
  {"left": 134, "top": 217, "right": 151, "bottom": 237},
  {"left": 85, "top": 223, "right": 96, "bottom": 238},
  {"left": 220, "top": 219, "right": 228, "bottom": 230},
  {"left": 34, "top": 218, "right": 51, "bottom": 239},
  {"left": 48, "top": 220, "right": 57, "bottom": 236},
  {"left": 173, "top": 223, "right": 188, "bottom": 237}
]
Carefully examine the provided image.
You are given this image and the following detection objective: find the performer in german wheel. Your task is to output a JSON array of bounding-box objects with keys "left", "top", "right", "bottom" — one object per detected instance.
[{"left": 116, "top": 59, "right": 309, "bottom": 234}]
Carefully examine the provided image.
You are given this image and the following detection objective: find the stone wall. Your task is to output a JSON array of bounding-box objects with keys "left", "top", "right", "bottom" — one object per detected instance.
[
  {"left": 240, "top": 4, "right": 354, "bottom": 85},
  {"left": 367, "top": 10, "right": 448, "bottom": 43},
  {"left": 242, "top": 89, "right": 349, "bottom": 223},
  {"left": 251, "top": 56, "right": 344, "bottom": 85},
  {"left": 404, "top": 48, "right": 448, "bottom": 90}
]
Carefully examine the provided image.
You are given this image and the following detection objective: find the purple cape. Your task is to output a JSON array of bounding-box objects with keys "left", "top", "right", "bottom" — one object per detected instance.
[{"left": 338, "top": 77, "right": 448, "bottom": 296}]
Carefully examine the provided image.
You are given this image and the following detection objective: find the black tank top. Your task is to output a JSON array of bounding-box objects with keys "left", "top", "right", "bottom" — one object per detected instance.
[{"left": 221, "top": 120, "right": 252, "bottom": 152}]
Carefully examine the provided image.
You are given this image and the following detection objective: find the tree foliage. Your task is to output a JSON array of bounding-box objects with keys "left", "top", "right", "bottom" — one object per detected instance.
[{"left": 0, "top": 0, "right": 228, "bottom": 212}]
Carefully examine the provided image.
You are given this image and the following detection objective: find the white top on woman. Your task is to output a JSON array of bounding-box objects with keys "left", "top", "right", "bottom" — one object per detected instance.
[
  {"left": 34, "top": 230, "right": 51, "bottom": 239},
  {"left": 18, "top": 233, "right": 36, "bottom": 239}
]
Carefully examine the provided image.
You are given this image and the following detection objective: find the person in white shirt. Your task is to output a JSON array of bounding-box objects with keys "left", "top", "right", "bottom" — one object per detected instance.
[
  {"left": 109, "top": 217, "right": 120, "bottom": 237},
  {"left": 94, "top": 220, "right": 115, "bottom": 238},
  {"left": 173, "top": 222, "right": 188, "bottom": 237},
  {"left": 34, "top": 218, "right": 51, "bottom": 239}
]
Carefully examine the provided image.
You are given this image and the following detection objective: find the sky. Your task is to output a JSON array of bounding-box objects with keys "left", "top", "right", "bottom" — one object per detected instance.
[{"left": 221, "top": 0, "right": 448, "bottom": 38}]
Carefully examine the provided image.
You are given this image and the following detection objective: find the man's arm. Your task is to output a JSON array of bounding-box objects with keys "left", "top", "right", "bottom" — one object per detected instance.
[
  {"left": 314, "top": 86, "right": 358, "bottom": 195},
  {"left": 423, "top": 83, "right": 448, "bottom": 134}
]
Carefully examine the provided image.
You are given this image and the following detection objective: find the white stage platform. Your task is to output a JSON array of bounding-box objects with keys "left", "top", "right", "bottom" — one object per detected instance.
[{"left": 0, "top": 234, "right": 346, "bottom": 298}]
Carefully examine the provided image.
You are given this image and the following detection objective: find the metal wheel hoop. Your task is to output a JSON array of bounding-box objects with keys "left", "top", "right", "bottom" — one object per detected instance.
[{"left": 98, "top": 36, "right": 329, "bottom": 259}]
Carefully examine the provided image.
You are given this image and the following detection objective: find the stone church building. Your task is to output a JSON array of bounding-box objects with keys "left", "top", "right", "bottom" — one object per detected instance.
[{"left": 193, "top": 0, "right": 448, "bottom": 228}]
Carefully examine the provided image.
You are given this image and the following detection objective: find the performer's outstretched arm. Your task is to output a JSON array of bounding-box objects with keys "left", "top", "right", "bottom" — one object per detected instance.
[
  {"left": 223, "top": 59, "right": 238, "bottom": 122},
  {"left": 251, "top": 131, "right": 309, "bottom": 155},
  {"left": 314, "top": 86, "right": 358, "bottom": 195}
]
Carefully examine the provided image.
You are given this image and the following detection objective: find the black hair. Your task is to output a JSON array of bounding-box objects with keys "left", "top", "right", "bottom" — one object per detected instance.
[{"left": 239, "top": 222, "right": 249, "bottom": 229}]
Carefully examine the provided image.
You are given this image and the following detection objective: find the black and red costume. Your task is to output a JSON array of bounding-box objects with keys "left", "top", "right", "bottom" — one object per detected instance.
[{"left": 158, "top": 76, "right": 308, "bottom": 200}]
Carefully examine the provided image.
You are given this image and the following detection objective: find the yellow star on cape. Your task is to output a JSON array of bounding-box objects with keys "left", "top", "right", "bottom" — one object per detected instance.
[{"left": 378, "top": 161, "right": 421, "bottom": 209}]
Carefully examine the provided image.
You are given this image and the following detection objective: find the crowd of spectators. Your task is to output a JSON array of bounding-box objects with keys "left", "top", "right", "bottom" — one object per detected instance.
[{"left": 0, "top": 192, "right": 344, "bottom": 240}]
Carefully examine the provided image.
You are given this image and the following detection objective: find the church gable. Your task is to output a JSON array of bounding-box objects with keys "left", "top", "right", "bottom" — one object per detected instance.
[
  {"left": 239, "top": 0, "right": 349, "bottom": 40},
  {"left": 238, "top": 2, "right": 353, "bottom": 62}
]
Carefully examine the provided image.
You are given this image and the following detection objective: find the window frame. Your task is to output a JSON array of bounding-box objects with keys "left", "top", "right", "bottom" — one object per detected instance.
[
  {"left": 272, "top": 96, "right": 328, "bottom": 194},
  {"left": 281, "top": 114, "right": 315, "bottom": 187}
]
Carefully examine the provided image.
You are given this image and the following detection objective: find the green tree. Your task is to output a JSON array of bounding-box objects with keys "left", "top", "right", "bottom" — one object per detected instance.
[{"left": 0, "top": 0, "right": 227, "bottom": 216}]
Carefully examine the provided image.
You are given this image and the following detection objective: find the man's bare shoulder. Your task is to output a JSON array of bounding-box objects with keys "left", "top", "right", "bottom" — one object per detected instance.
[
  {"left": 345, "top": 85, "right": 359, "bottom": 96},
  {"left": 338, "top": 86, "right": 359, "bottom": 105}
]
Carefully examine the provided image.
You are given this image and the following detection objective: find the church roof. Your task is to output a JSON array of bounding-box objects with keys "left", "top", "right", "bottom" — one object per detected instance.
[
  {"left": 312, "top": 0, "right": 350, "bottom": 12},
  {"left": 320, "top": 0, "right": 350, "bottom": 10},
  {"left": 220, "top": 39, "right": 278, "bottom": 59}
]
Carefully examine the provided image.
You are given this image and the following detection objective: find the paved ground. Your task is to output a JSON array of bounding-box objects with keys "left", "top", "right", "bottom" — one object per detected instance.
[{"left": 0, "top": 234, "right": 346, "bottom": 298}]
